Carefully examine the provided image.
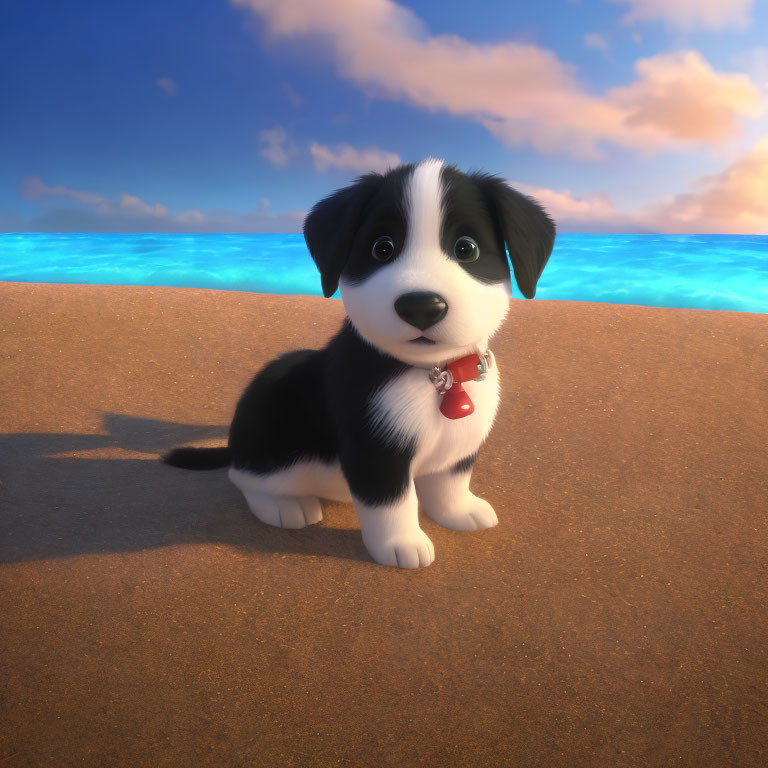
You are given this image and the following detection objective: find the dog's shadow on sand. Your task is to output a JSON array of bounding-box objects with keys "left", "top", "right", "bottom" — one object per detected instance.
[{"left": 0, "top": 412, "right": 369, "bottom": 565}]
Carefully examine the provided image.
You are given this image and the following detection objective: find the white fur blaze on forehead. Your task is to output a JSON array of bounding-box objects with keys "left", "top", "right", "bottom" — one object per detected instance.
[{"left": 405, "top": 158, "right": 445, "bottom": 252}]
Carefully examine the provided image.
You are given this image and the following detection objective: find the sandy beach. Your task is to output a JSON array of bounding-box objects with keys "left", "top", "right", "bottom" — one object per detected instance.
[{"left": 1, "top": 280, "right": 766, "bottom": 767}]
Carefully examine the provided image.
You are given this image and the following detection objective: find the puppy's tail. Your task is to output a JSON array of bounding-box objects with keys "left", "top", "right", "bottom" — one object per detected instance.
[{"left": 161, "top": 446, "right": 232, "bottom": 470}]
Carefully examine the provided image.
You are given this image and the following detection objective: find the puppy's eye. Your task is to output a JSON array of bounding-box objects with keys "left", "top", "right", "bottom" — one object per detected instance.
[
  {"left": 454, "top": 236, "right": 479, "bottom": 263},
  {"left": 372, "top": 235, "right": 395, "bottom": 262}
]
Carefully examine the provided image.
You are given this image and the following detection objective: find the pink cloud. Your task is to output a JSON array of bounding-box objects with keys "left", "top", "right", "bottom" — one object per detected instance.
[
  {"left": 281, "top": 81, "right": 303, "bottom": 108},
  {"left": 609, "top": 0, "right": 753, "bottom": 29},
  {"left": 644, "top": 135, "right": 768, "bottom": 233},
  {"left": 514, "top": 183, "right": 620, "bottom": 223},
  {"left": 231, "top": 0, "right": 765, "bottom": 156},
  {"left": 20, "top": 176, "right": 109, "bottom": 209},
  {"left": 119, "top": 194, "right": 169, "bottom": 218},
  {"left": 608, "top": 52, "right": 764, "bottom": 142},
  {"left": 20, "top": 176, "right": 175, "bottom": 220},
  {"left": 584, "top": 33, "right": 609, "bottom": 54},
  {"left": 516, "top": 135, "right": 768, "bottom": 233},
  {"left": 156, "top": 77, "right": 178, "bottom": 97},
  {"left": 16, "top": 176, "right": 308, "bottom": 233},
  {"left": 309, "top": 142, "right": 401, "bottom": 173},
  {"left": 258, "top": 124, "right": 298, "bottom": 166}
]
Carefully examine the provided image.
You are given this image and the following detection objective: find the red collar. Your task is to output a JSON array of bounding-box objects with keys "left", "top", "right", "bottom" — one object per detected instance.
[{"left": 429, "top": 351, "right": 494, "bottom": 419}]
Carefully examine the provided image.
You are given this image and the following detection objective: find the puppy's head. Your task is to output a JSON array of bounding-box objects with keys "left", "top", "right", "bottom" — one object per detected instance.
[{"left": 303, "top": 158, "right": 555, "bottom": 367}]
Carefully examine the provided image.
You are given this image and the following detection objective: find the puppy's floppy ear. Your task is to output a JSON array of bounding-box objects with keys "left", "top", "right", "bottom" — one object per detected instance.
[
  {"left": 303, "top": 172, "right": 385, "bottom": 298},
  {"left": 473, "top": 173, "right": 556, "bottom": 299}
]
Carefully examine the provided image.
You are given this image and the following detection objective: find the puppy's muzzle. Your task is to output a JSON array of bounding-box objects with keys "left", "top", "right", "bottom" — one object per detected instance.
[{"left": 394, "top": 291, "right": 448, "bottom": 331}]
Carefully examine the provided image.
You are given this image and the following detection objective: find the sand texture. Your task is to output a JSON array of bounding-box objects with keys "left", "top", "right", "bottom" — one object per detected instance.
[{"left": 1, "top": 281, "right": 767, "bottom": 767}]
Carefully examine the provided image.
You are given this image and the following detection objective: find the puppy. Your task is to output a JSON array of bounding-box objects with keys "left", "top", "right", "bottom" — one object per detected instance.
[{"left": 163, "top": 158, "right": 555, "bottom": 568}]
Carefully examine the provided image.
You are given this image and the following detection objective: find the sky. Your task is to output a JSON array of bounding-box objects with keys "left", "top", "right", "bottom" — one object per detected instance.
[{"left": 2, "top": 0, "right": 768, "bottom": 234}]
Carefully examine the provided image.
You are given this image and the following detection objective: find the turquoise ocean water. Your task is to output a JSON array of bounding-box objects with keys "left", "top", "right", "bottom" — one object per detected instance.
[{"left": 0, "top": 233, "right": 765, "bottom": 313}]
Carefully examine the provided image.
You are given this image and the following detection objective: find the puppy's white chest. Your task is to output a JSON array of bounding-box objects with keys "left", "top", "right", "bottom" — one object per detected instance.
[{"left": 368, "top": 364, "right": 500, "bottom": 476}]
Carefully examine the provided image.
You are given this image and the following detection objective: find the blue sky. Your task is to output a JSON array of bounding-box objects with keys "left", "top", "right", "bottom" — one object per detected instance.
[{"left": 2, "top": 0, "right": 767, "bottom": 233}]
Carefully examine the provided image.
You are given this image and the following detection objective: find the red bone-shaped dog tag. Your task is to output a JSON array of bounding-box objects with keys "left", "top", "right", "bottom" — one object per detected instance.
[
  {"left": 440, "top": 380, "right": 474, "bottom": 419},
  {"left": 438, "top": 353, "right": 487, "bottom": 420}
]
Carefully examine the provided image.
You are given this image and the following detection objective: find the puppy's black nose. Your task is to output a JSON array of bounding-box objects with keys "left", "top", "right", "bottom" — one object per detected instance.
[{"left": 394, "top": 291, "right": 448, "bottom": 331}]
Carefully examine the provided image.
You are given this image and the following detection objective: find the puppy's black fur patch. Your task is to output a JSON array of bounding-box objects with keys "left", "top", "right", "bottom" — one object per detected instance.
[
  {"left": 228, "top": 320, "right": 414, "bottom": 506},
  {"left": 303, "top": 164, "right": 414, "bottom": 297},
  {"left": 450, "top": 452, "right": 479, "bottom": 475}
]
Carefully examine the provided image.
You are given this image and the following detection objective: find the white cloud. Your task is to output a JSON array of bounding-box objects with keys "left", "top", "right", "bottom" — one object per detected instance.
[{"left": 309, "top": 142, "right": 401, "bottom": 173}]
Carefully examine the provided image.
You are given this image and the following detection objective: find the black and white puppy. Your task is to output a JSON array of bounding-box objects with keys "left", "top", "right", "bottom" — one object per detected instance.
[{"left": 163, "top": 158, "right": 555, "bottom": 568}]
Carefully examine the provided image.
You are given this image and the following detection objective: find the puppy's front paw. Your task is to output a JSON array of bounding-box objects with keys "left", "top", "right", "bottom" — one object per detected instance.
[
  {"left": 362, "top": 528, "right": 435, "bottom": 569},
  {"left": 424, "top": 494, "right": 498, "bottom": 532}
]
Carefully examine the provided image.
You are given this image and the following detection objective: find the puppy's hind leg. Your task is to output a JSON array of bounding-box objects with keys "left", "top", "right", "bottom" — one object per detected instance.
[
  {"left": 228, "top": 467, "right": 323, "bottom": 529},
  {"left": 243, "top": 489, "right": 323, "bottom": 530}
]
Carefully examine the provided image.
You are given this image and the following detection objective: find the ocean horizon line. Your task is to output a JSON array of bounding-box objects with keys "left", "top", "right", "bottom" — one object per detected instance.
[{"left": 1, "top": 232, "right": 765, "bottom": 314}]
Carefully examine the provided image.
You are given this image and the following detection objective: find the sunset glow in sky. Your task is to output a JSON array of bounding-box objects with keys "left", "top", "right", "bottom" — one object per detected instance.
[{"left": 3, "top": 0, "right": 768, "bottom": 233}]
